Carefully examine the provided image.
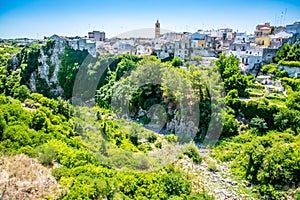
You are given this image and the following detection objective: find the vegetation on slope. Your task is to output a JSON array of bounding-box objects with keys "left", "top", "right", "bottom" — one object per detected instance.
[{"left": 1, "top": 39, "right": 300, "bottom": 199}]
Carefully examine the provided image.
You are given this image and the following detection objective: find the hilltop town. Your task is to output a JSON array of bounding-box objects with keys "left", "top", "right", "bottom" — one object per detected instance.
[
  {"left": 3, "top": 20, "right": 300, "bottom": 76},
  {"left": 1, "top": 17, "right": 300, "bottom": 199}
]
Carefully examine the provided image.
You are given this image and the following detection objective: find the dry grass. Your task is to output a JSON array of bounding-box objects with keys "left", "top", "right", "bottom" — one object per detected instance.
[{"left": 0, "top": 154, "right": 61, "bottom": 200}]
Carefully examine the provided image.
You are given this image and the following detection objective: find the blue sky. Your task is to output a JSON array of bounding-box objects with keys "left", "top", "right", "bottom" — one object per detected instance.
[{"left": 0, "top": 0, "right": 300, "bottom": 39}]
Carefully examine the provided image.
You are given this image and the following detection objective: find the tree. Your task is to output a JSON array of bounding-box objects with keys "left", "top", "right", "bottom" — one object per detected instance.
[
  {"left": 5, "top": 69, "right": 21, "bottom": 96},
  {"left": 0, "top": 115, "right": 6, "bottom": 138},
  {"left": 275, "top": 43, "right": 292, "bottom": 62},
  {"left": 225, "top": 89, "right": 241, "bottom": 111},
  {"left": 216, "top": 54, "right": 249, "bottom": 96},
  {"left": 31, "top": 109, "right": 48, "bottom": 131},
  {"left": 221, "top": 113, "right": 239, "bottom": 138},
  {"left": 275, "top": 42, "right": 300, "bottom": 62},
  {"left": 162, "top": 172, "right": 192, "bottom": 197},
  {"left": 55, "top": 97, "right": 73, "bottom": 119},
  {"left": 261, "top": 64, "right": 288, "bottom": 79},
  {"left": 58, "top": 46, "right": 90, "bottom": 99},
  {"left": 13, "top": 85, "right": 30, "bottom": 102},
  {"left": 171, "top": 57, "right": 183, "bottom": 67},
  {"left": 274, "top": 109, "right": 300, "bottom": 134},
  {"left": 286, "top": 91, "right": 300, "bottom": 111},
  {"left": 250, "top": 117, "right": 268, "bottom": 133}
]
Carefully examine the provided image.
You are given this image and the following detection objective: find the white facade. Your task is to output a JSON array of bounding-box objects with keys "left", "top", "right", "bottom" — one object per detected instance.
[{"left": 227, "top": 46, "right": 263, "bottom": 71}]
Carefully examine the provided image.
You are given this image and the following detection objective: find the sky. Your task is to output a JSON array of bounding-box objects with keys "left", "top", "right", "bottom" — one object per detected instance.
[{"left": 0, "top": 0, "right": 300, "bottom": 39}]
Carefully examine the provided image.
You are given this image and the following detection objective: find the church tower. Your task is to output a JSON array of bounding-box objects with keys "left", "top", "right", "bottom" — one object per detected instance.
[{"left": 155, "top": 20, "right": 160, "bottom": 38}]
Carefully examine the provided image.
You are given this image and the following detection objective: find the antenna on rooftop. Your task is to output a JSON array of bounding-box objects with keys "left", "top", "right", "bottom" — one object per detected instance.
[
  {"left": 283, "top": 8, "right": 287, "bottom": 25},
  {"left": 280, "top": 12, "right": 283, "bottom": 26}
]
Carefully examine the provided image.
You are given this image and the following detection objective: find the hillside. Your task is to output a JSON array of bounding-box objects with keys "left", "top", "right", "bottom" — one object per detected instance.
[{"left": 0, "top": 40, "right": 300, "bottom": 200}]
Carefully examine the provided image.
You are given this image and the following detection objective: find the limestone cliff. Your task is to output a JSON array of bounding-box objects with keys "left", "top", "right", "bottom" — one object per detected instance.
[{"left": 28, "top": 39, "right": 66, "bottom": 97}]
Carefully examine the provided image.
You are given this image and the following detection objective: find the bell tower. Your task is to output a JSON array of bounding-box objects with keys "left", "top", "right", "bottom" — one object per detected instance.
[{"left": 155, "top": 20, "right": 160, "bottom": 38}]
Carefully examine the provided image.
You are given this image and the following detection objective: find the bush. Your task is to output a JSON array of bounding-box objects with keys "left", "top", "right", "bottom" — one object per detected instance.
[
  {"left": 147, "top": 134, "right": 157, "bottom": 143},
  {"left": 138, "top": 143, "right": 152, "bottom": 153},
  {"left": 135, "top": 155, "right": 150, "bottom": 170},
  {"left": 109, "top": 151, "right": 135, "bottom": 169},
  {"left": 187, "top": 191, "right": 214, "bottom": 200},
  {"left": 0, "top": 115, "right": 6, "bottom": 137},
  {"left": 36, "top": 144, "right": 56, "bottom": 166},
  {"left": 183, "top": 143, "right": 202, "bottom": 164},
  {"left": 155, "top": 142, "right": 162, "bottom": 149},
  {"left": 162, "top": 172, "right": 192, "bottom": 197},
  {"left": 1, "top": 124, "right": 33, "bottom": 150},
  {"left": 278, "top": 60, "right": 300, "bottom": 68},
  {"left": 171, "top": 57, "right": 183, "bottom": 67},
  {"left": 165, "top": 134, "right": 178, "bottom": 143},
  {"left": 250, "top": 117, "right": 268, "bottom": 133},
  {"left": 221, "top": 114, "right": 239, "bottom": 138},
  {"left": 31, "top": 109, "right": 48, "bottom": 131},
  {"left": 13, "top": 85, "right": 30, "bottom": 102},
  {"left": 207, "top": 159, "right": 218, "bottom": 172}
]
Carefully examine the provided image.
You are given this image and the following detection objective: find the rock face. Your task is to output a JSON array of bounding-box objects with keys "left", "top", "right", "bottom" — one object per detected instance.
[
  {"left": 28, "top": 39, "right": 66, "bottom": 97},
  {"left": 135, "top": 107, "right": 199, "bottom": 139},
  {"left": 14, "top": 35, "right": 95, "bottom": 99},
  {"left": 175, "top": 154, "right": 257, "bottom": 200},
  {"left": 0, "top": 154, "right": 61, "bottom": 200},
  {"left": 166, "top": 114, "right": 198, "bottom": 139}
]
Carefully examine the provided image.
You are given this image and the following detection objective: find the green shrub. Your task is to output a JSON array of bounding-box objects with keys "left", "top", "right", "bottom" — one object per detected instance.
[
  {"left": 162, "top": 172, "right": 192, "bottom": 196},
  {"left": 36, "top": 144, "right": 56, "bottom": 166},
  {"left": 250, "top": 117, "right": 268, "bottom": 133},
  {"left": 155, "top": 142, "right": 162, "bottom": 149},
  {"left": 165, "top": 134, "right": 178, "bottom": 143},
  {"left": 221, "top": 114, "right": 239, "bottom": 138},
  {"left": 183, "top": 143, "right": 202, "bottom": 164},
  {"left": 278, "top": 60, "right": 300, "bottom": 68},
  {"left": 135, "top": 155, "right": 150, "bottom": 170},
  {"left": 109, "top": 151, "right": 135, "bottom": 169},
  {"left": 295, "top": 190, "right": 300, "bottom": 200},
  {"left": 207, "top": 160, "right": 217, "bottom": 172},
  {"left": 13, "top": 85, "right": 30, "bottom": 102},
  {"left": 31, "top": 108, "right": 49, "bottom": 131},
  {"left": 147, "top": 134, "right": 157, "bottom": 143},
  {"left": 187, "top": 191, "right": 215, "bottom": 200},
  {"left": 138, "top": 143, "right": 152, "bottom": 153}
]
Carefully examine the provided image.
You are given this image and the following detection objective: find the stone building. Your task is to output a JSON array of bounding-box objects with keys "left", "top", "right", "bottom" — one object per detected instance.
[
  {"left": 88, "top": 31, "right": 105, "bottom": 41},
  {"left": 155, "top": 20, "right": 160, "bottom": 38}
]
